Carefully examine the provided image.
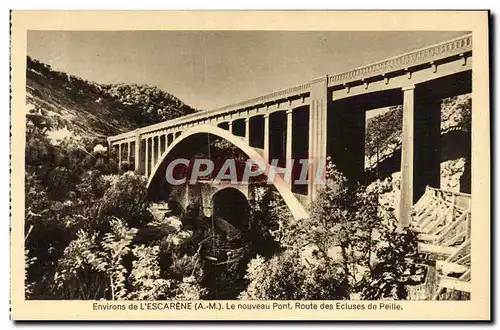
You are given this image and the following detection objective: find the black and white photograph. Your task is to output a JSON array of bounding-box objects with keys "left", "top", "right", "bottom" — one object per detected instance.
[{"left": 10, "top": 10, "right": 490, "bottom": 321}]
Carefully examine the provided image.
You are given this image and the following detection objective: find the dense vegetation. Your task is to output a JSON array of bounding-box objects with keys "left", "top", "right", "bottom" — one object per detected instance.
[
  {"left": 240, "top": 163, "right": 424, "bottom": 300},
  {"left": 25, "top": 58, "right": 204, "bottom": 299},
  {"left": 24, "top": 106, "right": 278, "bottom": 299},
  {"left": 25, "top": 105, "right": 226, "bottom": 299},
  {"left": 26, "top": 102, "right": 423, "bottom": 300}
]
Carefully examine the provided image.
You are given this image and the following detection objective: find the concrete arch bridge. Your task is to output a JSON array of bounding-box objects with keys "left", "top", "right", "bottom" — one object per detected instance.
[{"left": 108, "top": 33, "right": 473, "bottom": 228}]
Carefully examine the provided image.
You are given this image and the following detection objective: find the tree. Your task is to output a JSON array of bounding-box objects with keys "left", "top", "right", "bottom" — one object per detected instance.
[
  {"left": 24, "top": 62, "right": 206, "bottom": 299},
  {"left": 358, "top": 224, "right": 424, "bottom": 300},
  {"left": 263, "top": 159, "right": 424, "bottom": 300},
  {"left": 239, "top": 250, "right": 348, "bottom": 300},
  {"left": 315, "top": 162, "right": 423, "bottom": 299},
  {"left": 54, "top": 218, "right": 172, "bottom": 300},
  {"left": 97, "top": 172, "right": 152, "bottom": 228},
  {"left": 238, "top": 182, "right": 350, "bottom": 300}
]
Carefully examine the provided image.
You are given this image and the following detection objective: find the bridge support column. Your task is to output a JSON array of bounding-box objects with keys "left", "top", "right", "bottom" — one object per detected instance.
[
  {"left": 156, "top": 135, "right": 161, "bottom": 166},
  {"left": 286, "top": 109, "right": 293, "bottom": 189},
  {"left": 399, "top": 85, "right": 415, "bottom": 229},
  {"left": 264, "top": 114, "right": 270, "bottom": 161},
  {"left": 161, "top": 133, "right": 168, "bottom": 156},
  {"left": 127, "top": 141, "right": 131, "bottom": 165},
  {"left": 228, "top": 121, "right": 233, "bottom": 134},
  {"left": 308, "top": 76, "right": 328, "bottom": 202},
  {"left": 145, "top": 138, "right": 150, "bottom": 178},
  {"left": 134, "top": 132, "right": 141, "bottom": 174},
  {"left": 244, "top": 118, "right": 250, "bottom": 144},
  {"left": 118, "top": 143, "right": 122, "bottom": 170},
  {"left": 152, "top": 137, "right": 156, "bottom": 170}
]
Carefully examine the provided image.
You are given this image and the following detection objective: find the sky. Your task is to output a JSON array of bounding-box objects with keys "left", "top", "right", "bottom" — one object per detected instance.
[{"left": 27, "top": 31, "right": 468, "bottom": 111}]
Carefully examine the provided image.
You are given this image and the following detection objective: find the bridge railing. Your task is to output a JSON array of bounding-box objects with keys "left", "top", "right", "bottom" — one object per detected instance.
[{"left": 328, "top": 33, "right": 472, "bottom": 87}]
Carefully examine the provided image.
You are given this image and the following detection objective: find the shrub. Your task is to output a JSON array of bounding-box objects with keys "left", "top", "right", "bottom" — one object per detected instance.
[
  {"left": 98, "top": 172, "right": 152, "bottom": 228},
  {"left": 239, "top": 251, "right": 348, "bottom": 300}
]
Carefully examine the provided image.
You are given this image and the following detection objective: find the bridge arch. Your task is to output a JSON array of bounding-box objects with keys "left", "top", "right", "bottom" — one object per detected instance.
[
  {"left": 212, "top": 187, "right": 250, "bottom": 231},
  {"left": 146, "top": 124, "right": 308, "bottom": 220}
]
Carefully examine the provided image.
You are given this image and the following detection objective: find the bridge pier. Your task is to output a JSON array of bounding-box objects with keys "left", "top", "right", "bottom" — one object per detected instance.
[
  {"left": 118, "top": 143, "right": 122, "bottom": 169},
  {"left": 308, "top": 76, "right": 328, "bottom": 202},
  {"left": 264, "top": 114, "right": 270, "bottom": 161},
  {"left": 126, "top": 141, "right": 131, "bottom": 164},
  {"left": 244, "top": 118, "right": 250, "bottom": 144},
  {"left": 151, "top": 137, "right": 155, "bottom": 177},
  {"left": 144, "top": 138, "right": 148, "bottom": 175},
  {"left": 285, "top": 109, "right": 293, "bottom": 189},
  {"left": 399, "top": 85, "right": 415, "bottom": 228},
  {"left": 134, "top": 131, "right": 141, "bottom": 174}
]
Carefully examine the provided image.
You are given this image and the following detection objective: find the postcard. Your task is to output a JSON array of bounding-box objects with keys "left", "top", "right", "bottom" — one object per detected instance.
[{"left": 10, "top": 10, "right": 490, "bottom": 320}]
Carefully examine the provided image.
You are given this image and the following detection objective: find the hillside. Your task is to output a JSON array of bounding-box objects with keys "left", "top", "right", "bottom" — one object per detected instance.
[
  {"left": 365, "top": 94, "right": 471, "bottom": 193},
  {"left": 26, "top": 56, "right": 197, "bottom": 143}
]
